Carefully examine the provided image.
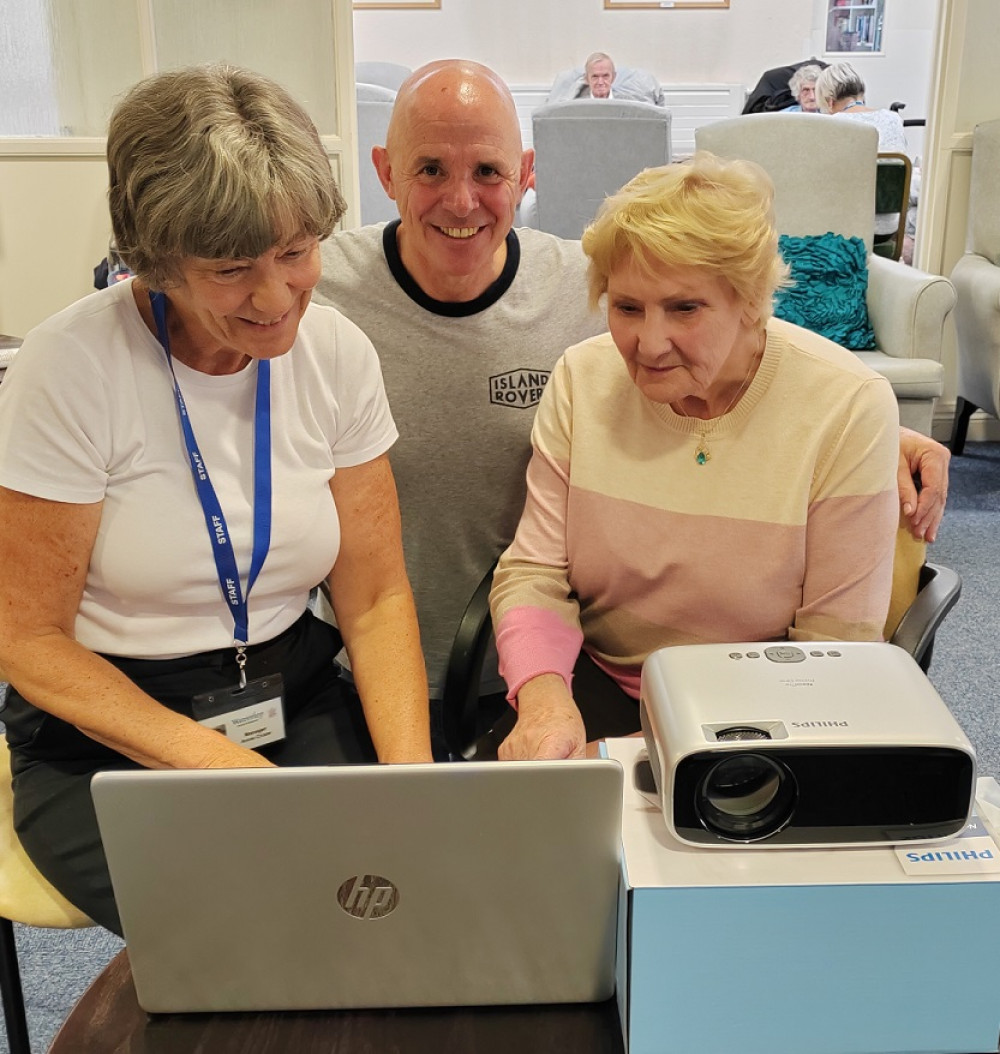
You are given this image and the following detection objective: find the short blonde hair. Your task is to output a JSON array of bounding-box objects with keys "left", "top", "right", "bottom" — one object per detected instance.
[
  {"left": 581, "top": 151, "right": 789, "bottom": 327},
  {"left": 108, "top": 64, "right": 345, "bottom": 290}
]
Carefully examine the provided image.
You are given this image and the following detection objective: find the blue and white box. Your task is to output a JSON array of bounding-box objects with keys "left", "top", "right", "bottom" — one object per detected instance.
[{"left": 607, "top": 737, "right": 1000, "bottom": 1054}]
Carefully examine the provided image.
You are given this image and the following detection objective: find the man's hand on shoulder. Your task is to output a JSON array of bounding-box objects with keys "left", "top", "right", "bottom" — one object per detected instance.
[{"left": 897, "top": 426, "right": 950, "bottom": 543}]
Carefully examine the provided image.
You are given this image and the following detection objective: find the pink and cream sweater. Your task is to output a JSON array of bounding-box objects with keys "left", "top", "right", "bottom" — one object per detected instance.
[{"left": 490, "top": 317, "right": 900, "bottom": 702}]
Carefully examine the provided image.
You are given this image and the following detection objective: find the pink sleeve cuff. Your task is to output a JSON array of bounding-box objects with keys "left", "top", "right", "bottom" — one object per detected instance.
[{"left": 495, "top": 606, "right": 584, "bottom": 705}]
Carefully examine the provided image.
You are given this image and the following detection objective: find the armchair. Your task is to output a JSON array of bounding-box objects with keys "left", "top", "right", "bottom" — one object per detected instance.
[
  {"left": 355, "top": 82, "right": 398, "bottom": 226},
  {"left": 532, "top": 99, "right": 672, "bottom": 240},
  {"left": 696, "top": 114, "right": 953, "bottom": 434},
  {"left": 949, "top": 118, "right": 1000, "bottom": 454},
  {"left": 354, "top": 61, "right": 411, "bottom": 93},
  {"left": 873, "top": 152, "right": 912, "bottom": 262}
]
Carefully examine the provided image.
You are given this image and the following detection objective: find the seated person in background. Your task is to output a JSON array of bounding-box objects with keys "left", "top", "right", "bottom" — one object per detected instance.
[
  {"left": 784, "top": 64, "right": 822, "bottom": 112},
  {"left": 489, "top": 152, "right": 901, "bottom": 761},
  {"left": 0, "top": 64, "right": 431, "bottom": 934},
  {"left": 582, "top": 52, "right": 615, "bottom": 99},
  {"left": 548, "top": 54, "right": 663, "bottom": 106},
  {"left": 816, "top": 61, "right": 909, "bottom": 240},
  {"left": 742, "top": 57, "right": 827, "bottom": 114},
  {"left": 816, "top": 60, "right": 906, "bottom": 149}
]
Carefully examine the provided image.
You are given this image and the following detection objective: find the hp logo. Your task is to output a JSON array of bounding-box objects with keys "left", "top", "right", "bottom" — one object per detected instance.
[{"left": 337, "top": 874, "right": 399, "bottom": 919}]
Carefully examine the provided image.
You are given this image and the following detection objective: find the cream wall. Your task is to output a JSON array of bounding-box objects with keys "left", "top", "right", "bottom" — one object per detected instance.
[
  {"left": 0, "top": 0, "right": 945, "bottom": 338},
  {"left": 0, "top": 150, "right": 110, "bottom": 339},
  {"left": 917, "top": 0, "right": 1000, "bottom": 438},
  {"left": 354, "top": 0, "right": 940, "bottom": 116},
  {"left": 0, "top": 0, "right": 358, "bottom": 339}
]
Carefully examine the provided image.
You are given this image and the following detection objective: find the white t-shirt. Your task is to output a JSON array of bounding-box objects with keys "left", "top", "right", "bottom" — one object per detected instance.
[{"left": 0, "top": 280, "right": 396, "bottom": 658}]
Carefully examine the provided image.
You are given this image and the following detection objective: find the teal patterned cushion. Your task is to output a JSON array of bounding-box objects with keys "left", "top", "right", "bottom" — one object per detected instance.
[{"left": 774, "top": 233, "right": 876, "bottom": 350}]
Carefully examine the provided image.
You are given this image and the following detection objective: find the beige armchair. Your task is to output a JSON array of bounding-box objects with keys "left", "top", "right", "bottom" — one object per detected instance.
[
  {"left": 949, "top": 118, "right": 1000, "bottom": 454},
  {"left": 696, "top": 114, "right": 954, "bottom": 434}
]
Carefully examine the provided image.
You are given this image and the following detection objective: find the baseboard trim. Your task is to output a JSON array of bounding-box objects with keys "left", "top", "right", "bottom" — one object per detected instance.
[{"left": 932, "top": 402, "right": 1000, "bottom": 444}]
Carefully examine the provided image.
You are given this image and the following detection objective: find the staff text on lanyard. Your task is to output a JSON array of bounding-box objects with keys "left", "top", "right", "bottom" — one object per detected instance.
[{"left": 150, "top": 291, "right": 272, "bottom": 687}]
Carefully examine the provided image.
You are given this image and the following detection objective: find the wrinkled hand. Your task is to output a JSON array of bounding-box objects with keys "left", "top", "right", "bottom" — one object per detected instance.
[
  {"left": 498, "top": 674, "right": 586, "bottom": 761},
  {"left": 897, "top": 427, "right": 950, "bottom": 543}
]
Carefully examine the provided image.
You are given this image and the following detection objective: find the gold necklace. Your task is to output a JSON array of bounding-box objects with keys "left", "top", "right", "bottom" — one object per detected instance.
[{"left": 673, "top": 347, "right": 761, "bottom": 466}]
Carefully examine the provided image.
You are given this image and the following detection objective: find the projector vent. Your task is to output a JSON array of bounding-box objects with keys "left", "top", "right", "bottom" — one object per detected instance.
[{"left": 715, "top": 727, "right": 771, "bottom": 742}]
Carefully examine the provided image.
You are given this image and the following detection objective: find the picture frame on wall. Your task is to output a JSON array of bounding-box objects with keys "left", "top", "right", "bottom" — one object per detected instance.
[
  {"left": 354, "top": 0, "right": 440, "bottom": 8},
  {"left": 825, "top": 0, "right": 885, "bottom": 54},
  {"left": 604, "top": 0, "right": 728, "bottom": 9}
]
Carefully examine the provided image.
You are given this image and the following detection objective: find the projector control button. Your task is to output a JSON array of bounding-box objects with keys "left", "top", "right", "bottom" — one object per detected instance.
[
  {"left": 746, "top": 651, "right": 760, "bottom": 658},
  {"left": 763, "top": 645, "right": 806, "bottom": 663},
  {"left": 810, "top": 650, "right": 824, "bottom": 657},
  {"left": 828, "top": 650, "right": 842, "bottom": 657},
  {"left": 728, "top": 652, "right": 743, "bottom": 659}
]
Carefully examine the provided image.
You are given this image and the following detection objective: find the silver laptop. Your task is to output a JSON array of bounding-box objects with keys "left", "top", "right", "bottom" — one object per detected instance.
[{"left": 91, "top": 760, "right": 623, "bottom": 1013}]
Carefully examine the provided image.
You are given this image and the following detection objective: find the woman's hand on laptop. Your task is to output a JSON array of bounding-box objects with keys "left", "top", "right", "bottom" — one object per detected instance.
[{"left": 498, "top": 675, "right": 586, "bottom": 761}]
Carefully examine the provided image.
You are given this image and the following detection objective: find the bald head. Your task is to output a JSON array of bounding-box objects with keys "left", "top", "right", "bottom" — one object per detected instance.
[
  {"left": 386, "top": 60, "right": 522, "bottom": 157},
  {"left": 371, "top": 58, "right": 534, "bottom": 303}
]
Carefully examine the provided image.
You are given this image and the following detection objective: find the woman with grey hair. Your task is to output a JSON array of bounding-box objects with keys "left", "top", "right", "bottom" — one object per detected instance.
[
  {"left": 0, "top": 65, "right": 431, "bottom": 934},
  {"left": 816, "top": 61, "right": 906, "bottom": 150},
  {"left": 816, "top": 61, "right": 908, "bottom": 237},
  {"left": 785, "top": 64, "right": 823, "bottom": 112}
]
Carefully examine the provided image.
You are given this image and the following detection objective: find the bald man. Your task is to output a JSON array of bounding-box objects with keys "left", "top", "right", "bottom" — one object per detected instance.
[
  {"left": 314, "top": 61, "right": 602, "bottom": 755},
  {"left": 314, "top": 59, "right": 950, "bottom": 758}
]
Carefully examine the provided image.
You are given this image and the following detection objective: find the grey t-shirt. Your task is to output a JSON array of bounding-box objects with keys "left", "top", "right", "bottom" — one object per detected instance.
[{"left": 315, "top": 223, "right": 602, "bottom": 698}]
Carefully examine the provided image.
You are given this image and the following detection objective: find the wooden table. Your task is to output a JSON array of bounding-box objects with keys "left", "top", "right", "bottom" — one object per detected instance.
[{"left": 49, "top": 950, "right": 626, "bottom": 1053}]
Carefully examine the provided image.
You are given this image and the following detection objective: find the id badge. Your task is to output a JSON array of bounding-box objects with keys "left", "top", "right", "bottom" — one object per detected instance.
[{"left": 192, "top": 675, "right": 286, "bottom": 748}]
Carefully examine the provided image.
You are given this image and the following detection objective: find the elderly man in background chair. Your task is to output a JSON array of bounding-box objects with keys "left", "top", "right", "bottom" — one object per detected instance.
[
  {"left": 314, "top": 59, "right": 951, "bottom": 758},
  {"left": 581, "top": 52, "right": 615, "bottom": 99},
  {"left": 548, "top": 54, "right": 663, "bottom": 107}
]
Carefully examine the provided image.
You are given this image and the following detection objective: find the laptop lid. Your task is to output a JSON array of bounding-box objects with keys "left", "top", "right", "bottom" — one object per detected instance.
[{"left": 91, "top": 759, "right": 623, "bottom": 1013}]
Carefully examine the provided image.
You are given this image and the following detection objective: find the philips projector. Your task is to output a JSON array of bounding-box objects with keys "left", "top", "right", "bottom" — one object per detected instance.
[{"left": 638, "top": 642, "right": 975, "bottom": 848}]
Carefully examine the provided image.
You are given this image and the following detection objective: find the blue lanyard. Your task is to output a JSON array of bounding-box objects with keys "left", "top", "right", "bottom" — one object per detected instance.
[{"left": 150, "top": 291, "right": 272, "bottom": 680}]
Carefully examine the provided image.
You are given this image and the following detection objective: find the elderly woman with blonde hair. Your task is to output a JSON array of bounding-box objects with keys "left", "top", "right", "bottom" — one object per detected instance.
[
  {"left": 489, "top": 152, "right": 900, "bottom": 761},
  {"left": 0, "top": 64, "right": 431, "bottom": 933}
]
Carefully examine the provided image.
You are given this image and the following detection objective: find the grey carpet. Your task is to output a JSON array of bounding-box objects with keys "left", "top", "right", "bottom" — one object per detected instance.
[
  {"left": 2, "top": 927, "right": 124, "bottom": 1053},
  {"left": 924, "top": 441, "right": 1000, "bottom": 782},
  {"left": 2, "top": 442, "right": 999, "bottom": 1053}
]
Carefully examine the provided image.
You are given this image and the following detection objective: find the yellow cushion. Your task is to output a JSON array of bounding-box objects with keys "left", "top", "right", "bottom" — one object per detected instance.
[
  {"left": 884, "top": 523, "right": 926, "bottom": 641},
  {"left": 0, "top": 738, "right": 93, "bottom": 927}
]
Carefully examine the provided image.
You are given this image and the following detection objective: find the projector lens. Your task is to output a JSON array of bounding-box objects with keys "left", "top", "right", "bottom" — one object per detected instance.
[{"left": 696, "top": 753, "right": 797, "bottom": 841}]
